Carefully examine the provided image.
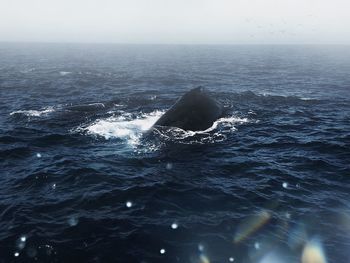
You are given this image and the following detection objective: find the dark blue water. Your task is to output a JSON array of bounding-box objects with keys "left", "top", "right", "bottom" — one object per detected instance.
[{"left": 0, "top": 43, "right": 349, "bottom": 263}]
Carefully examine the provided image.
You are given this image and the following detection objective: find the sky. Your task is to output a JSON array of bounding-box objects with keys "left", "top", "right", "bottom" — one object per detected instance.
[{"left": 0, "top": 0, "right": 349, "bottom": 44}]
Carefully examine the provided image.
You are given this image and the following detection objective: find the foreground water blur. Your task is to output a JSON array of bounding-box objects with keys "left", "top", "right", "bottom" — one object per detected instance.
[{"left": 0, "top": 44, "right": 349, "bottom": 262}]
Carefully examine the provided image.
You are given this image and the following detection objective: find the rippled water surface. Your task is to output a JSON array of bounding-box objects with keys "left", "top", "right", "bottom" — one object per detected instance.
[{"left": 0, "top": 44, "right": 350, "bottom": 262}]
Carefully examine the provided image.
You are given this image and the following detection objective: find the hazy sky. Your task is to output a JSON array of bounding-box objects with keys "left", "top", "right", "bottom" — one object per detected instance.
[{"left": 0, "top": 0, "right": 349, "bottom": 44}]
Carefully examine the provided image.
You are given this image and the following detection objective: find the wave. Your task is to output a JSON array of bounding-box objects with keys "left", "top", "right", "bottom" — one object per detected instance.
[
  {"left": 66, "top": 103, "right": 105, "bottom": 112},
  {"left": 201, "top": 116, "right": 249, "bottom": 133},
  {"left": 10, "top": 106, "right": 55, "bottom": 117},
  {"left": 9, "top": 102, "right": 107, "bottom": 119},
  {"left": 20, "top": 68, "right": 36, "bottom": 74},
  {"left": 149, "top": 115, "right": 250, "bottom": 145},
  {"left": 220, "top": 90, "right": 322, "bottom": 106}
]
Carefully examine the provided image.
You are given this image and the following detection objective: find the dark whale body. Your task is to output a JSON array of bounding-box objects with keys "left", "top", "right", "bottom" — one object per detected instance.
[{"left": 153, "top": 87, "right": 223, "bottom": 131}]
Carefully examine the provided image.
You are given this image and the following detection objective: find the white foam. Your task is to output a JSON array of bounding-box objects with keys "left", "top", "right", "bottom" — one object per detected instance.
[
  {"left": 167, "top": 115, "right": 248, "bottom": 138},
  {"left": 20, "top": 68, "right": 35, "bottom": 74},
  {"left": 80, "top": 111, "right": 250, "bottom": 147},
  {"left": 82, "top": 110, "right": 164, "bottom": 145},
  {"left": 59, "top": 71, "right": 71, "bottom": 76},
  {"left": 200, "top": 116, "right": 249, "bottom": 133},
  {"left": 10, "top": 106, "right": 55, "bottom": 117},
  {"left": 88, "top": 103, "right": 105, "bottom": 108},
  {"left": 161, "top": 115, "right": 250, "bottom": 144}
]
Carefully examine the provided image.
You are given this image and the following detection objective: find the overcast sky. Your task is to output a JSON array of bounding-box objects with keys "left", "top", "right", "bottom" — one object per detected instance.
[{"left": 0, "top": 0, "right": 349, "bottom": 44}]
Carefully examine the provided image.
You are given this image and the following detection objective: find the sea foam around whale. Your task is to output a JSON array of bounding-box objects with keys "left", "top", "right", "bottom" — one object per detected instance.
[{"left": 80, "top": 110, "right": 250, "bottom": 146}]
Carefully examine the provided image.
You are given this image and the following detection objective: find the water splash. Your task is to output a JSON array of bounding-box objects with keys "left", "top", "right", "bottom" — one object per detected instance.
[
  {"left": 81, "top": 110, "right": 164, "bottom": 145},
  {"left": 151, "top": 115, "right": 250, "bottom": 145},
  {"left": 80, "top": 110, "right": 249, "bottom": 147},
  {"left": 200, "top": 116, "right": 249, "bottom": 133}
]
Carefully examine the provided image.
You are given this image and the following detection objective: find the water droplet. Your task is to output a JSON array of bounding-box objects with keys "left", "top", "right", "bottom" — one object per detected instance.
[
  {"left": 166, "top": 163, "right": 173, "bottom": 170},
  {"left": 229, "top": 257, "right": 235, "bottom": 262},
  {"left": 26, "top": 247, "right": 37, "bottom": 258},
  {"left": 17, "top": 235, "right": 27, "bottom": 249},
  {"left": 36, "top": 153, "right": 42, "bottom": 158},
  {"left": 199, "top": 254, "right": 210, "bottom": 263},
  {"left": 254, "top": 242, "right": 260, "bottom": 250},
  {"left": 18, "top": 242, "right": 25, "bottom": 249},
  {"left": 198, "top": 244, "right": 204, "bottom": 252},
  {"left": 282, "top": 182, "right": 288, "bottom": 189},
  {"left": 126, "top": 201, "right": 133, "bottom": 208},
  {"left": 302, "top": 238, "right": 327, "bottom": 263},
  {"left": 68, "top": 216, "right": 78, "bottom": 226},
  {"left": 14, "top": 252, "right": 19, "bottom": 257},
  {"left": 171, "top": 223, "right": 178, "bottom": 229},
  {"left": 44, "top": 244, "right": 54, "bottom": 255},
  {"left": 52, "top": 183, "right": 56, "bottom": 189},
  {"left": 160, "top": 248, "right": 166, "bottom": 254}
]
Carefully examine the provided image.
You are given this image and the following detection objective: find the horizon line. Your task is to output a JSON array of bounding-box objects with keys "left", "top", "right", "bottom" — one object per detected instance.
[{"left": 0, "top": 41, "right": 349, "bottom": 46}]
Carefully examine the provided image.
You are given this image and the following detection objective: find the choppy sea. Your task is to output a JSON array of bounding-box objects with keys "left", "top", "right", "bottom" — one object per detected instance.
[{"left": 0, "top": 43, "right": 349, "bottom": 262}]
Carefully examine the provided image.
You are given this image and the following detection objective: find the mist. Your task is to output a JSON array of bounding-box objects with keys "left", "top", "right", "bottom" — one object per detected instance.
[{"left": 1, "top": 0, "right": 349, "bottom": 44}]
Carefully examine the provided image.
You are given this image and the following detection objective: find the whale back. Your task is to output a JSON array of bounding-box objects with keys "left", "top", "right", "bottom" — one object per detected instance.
[{"left": 154, "top": 87, "right": 223, "bottom": 131}]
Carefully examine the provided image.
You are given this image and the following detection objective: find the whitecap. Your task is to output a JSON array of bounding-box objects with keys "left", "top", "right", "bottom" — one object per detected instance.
[
  {"left": 20, "top": 68, "right": 35, "bottom": 74},
  {"left": 163, "top": 115, "right": 249, "bottom": 138},
  {"left": 156, "top": 115, "right": 250, "bottom": 145},
  {"left": 59, "top": 71, "right": 71, "bottom": 76},
  {"left": 199, "top": 116, "right": 249, "bottom": 133},
  {"left": 88, "top": 103, "right": 105, "bottom": 108},
  {"left": 10, "top": 106, "right": 55, "bottom": 117},
  {"left": 80, "top": 110, "right": 164, "bottom": 145}
]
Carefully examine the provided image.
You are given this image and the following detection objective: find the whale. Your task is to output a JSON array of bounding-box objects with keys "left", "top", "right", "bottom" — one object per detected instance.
[{"left": 153, "top": 87, "right": 223, "bottom": 131}]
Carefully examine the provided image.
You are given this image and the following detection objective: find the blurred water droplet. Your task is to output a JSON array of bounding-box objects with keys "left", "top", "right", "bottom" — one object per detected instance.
[
  {"left": 160, "top": 248, "right": 166, "bottom": 254},
  {"left": 229, "top": 257, "right": 235, "bottom": 262},
  {"left": 26, "top": 247, "right": 37, "bottom": 258},
  {"left": 254, "top": 242, "right": 260, "bottom": 250},
  {"left": 18, "top": 242, "right": 25, "bottom": 249},
  {"left": 198, "top": 244, "right": 204, "bottom": 252},
  {"left": 171, "top": 223, "right": 178, "bottom": 229},
  {"left": 44, "top": 244, "right": 54, "bottom": 256},
  {"left": 166, "top": 163, "right": 173, "bottom": 170},
  {"left": 52, "top": 183, "right": 56, "bottom": 189},
  {"left": 36, "top": 153, "right": 42, "bottom": 158},
  {"left": 282, "top": 182, "right": 288, "bottom": 189},
  {"left": 68, "top": 216, "right": 78, "bottom": 226},
  {"left": 126, "top": 201, "right": 133, "bottom": 208},
  {"left": 17, "top": 235, "right": 27, "bottom": 249},
  {"left": 199, "top": 254, "right": 210, "bottom": 263},
  {"left": 14, "top": 252, "right": 19, "bottom": 257},
  {"left": 302, "top": 238, "right": 327, "bottom": 263}
]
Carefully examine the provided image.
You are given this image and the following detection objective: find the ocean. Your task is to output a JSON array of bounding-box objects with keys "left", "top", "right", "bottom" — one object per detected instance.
[{"left": 0, "top": 43, "right": 349, "bottom": 262}]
